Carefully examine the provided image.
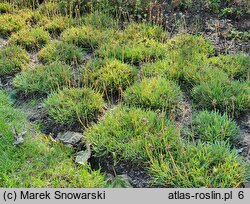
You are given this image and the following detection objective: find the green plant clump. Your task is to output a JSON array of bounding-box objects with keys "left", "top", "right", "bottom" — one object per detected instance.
[
  {"left": 85, "top": 106, "right": 180, "bottom": 162},
  {"left": 38, "top": 41, "right": 83, "bottom": 65},
  {"left": 149, "top": 142, "right": 248, "bottom": 188},
  {"left": 0, "top": 14, "right": 26, "bottom": 37},
  {"left": 208, "top": 54, "right": 250, "bottom": 81},
  {"left": 0, "top": 91, "right": 106, "bottom": 188},
  {"left": 139, "top": 59, "right": 179, "bottom": 80},
  {"left": 17, "top": 9, "right": 43, "bottom": 26},
  {"left": 96, "top": 23, "right": 168, "bottom": 64},
  {"left": 37, "top": 2, "right": 61, "bottom": 17},
  {"left": 192, "top": 80, "right": 249, "bottom": 117},
  {"left": 165, "top": 34, "right": 214, "bottom": 86},
  {"left": 187, "top": 66, "right": 230, "bottom": 87},
  {"left": 83, "top": 59, "right": 138, "bottom": 96},
  {"left": 0, "top": 46, "right": 29, "bottom": 76},
  {"left": 13, "top": 62, "right": 72, "bottom": 95},
  {"left": 61, "top": 26, "right": 108, "bottom": 50},
  {"left": 124, "top": 77, "right": 183, "bottom": 112},
  {"left": 0, "top": 2, "right": 12, "bottom": 14},
  {"left": 191, "top": 110, "right": 240, "bottom": 143},
  {"left": 97, "top": 38, "right": 168, "bottom": 64},
  {"left": 83, "top": 11, "right": 118, "bottom": 30},
  {"left": 9, "top": 28, "right": 50, "bottom": 51},
  {"left": 45, "top": 88, "right": 105, "bottom": 127},
  {"left": 121, "top": 23, "right": 168, "bottom": 43},
  {"left": 39, "top": 16, "right": 70, "bottom": 36},
  {"left": 167, "top": 34, "right": 214, "bottom": 61}
]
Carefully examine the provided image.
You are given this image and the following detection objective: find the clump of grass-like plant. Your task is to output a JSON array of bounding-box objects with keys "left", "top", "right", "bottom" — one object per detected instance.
[
  {"left": 9, "top": 27, "right": 50, "bottom": 51},
  {"left": 45, "top": 87, "right": 105, "bottom": 127},
  {"left": 37, "top": 2, "right": 61, "bottom": 17},
  {"left": 38, "top": 41, "right": 83, "bottom": 65},
  {"left": 124, "top": 77, "right": 183, "bottom": 112},
  {"left": 0, "top": 2, "right": 12, "bottom": 14},
  {"left": 208, "top": 54, "right": 250, "bottom": 81},
  {"left": 61, "top": 26, "right": 109, "bottom": 50},
  {"left": 85, "top": 106, "right": 180, "bottom": 162},
  {"left": 13, "top": 62, "right": 72, "bottom": 95},
  {"left": 191, "top": 110, "right": 240, "bottom": 143},
  {"left": 166, "top": 34, "right": 214, "bottom": 60},
  {"left": 149, "top": 142, "right": 247, "bottom": 188},
  {"left": 166, "top": 34, "right": 214, "bottom": 86},
  {"left": 39, "top": 16, "right": 71, "bottom": 37},
  {"left": 122, "top": 23, "right": 168, "bottom": 42},
  {"left": 0, "top": 46, "right": 29, "bottom": 76},
  {"left": 0, "top": 9, "right": 44, "bottom": 38},
  {"left": 83, "top": 11, "right": 118, "bottom": 30},
  {"left": 0, "top": 13, "right": 26, "bottom": 37},
  {"left": 192, "top": 79, "right": 249, "bottom": 117},
  {"left": 97, "top": 38, "right": 168, "bottom": 65},
  {"left": 96, "top": 23, "right": 168, "bottom": 64},
  {"left": 82, "top": 59, "right": 137, "bottom": 98},
  {"left": 139, "top": 59, "right": 179, "bottom": 80}
]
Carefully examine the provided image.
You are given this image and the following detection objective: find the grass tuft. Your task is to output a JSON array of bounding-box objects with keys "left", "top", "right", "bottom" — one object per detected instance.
[
  {"left": 149, "top": 142, "right": 248, "bottom": 188},
  {"left": 0, "top": 46, "right": 29, "bottom": 76},
  {"left": 9, "top": 27, "right": 50, "bottom": 51},
  {"left": 192, "top": 80, "right": 249, "bottom": 117},
  {"left": 82, "top": 59, "right": 138, "bottom": 97},
  {"left": 83, "top": 11, "right": 119, "bottom": 30},
  {"left": 85, "top": 106, "right": 180, "bottom": 162},
  {"left": 45, "top": 87, "right": 105, "bottom": 128},
  {"left": 0, "top": 13, "right": 26, "bottom": 37},
  {"left": 38, "top": 41, "right": 83, "bottom": 65},
  {"left": 0, "top": 2, "right": 12, "bottom": 14},
  {"left": 139, "top": 59, "right": 179, "bottom": 80},
  {"left": 61, "top": 26, "right": 109, "bottom": 50},
  {"left": 208, "top": 54, "right": 250, "bottom": 81},
  {"left": 124, "top": 77, "right": 183, "bottom": 112},
  {"left": 13, "top": 62, "right": 72, "bottom": 95},
  {"left": 191, "top": 110, "right": 240, "bottom": 143}
]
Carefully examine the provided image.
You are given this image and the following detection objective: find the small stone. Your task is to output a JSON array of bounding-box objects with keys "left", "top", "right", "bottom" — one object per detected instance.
[
  {"left": 56, "top": 131, "right": 83, "bottom": 145},
  {"left": 13, "top": 136, "right": 24, "bottom": 145},
  {"left": 75, "top": 149, "right": 91, "bottom": 165},
  {"left": 245, "top": 181, "right": 250, "bottom": 188},
  {"left": 21, "top": 130, "right": 27, "bottom": 136},
  {"left": 111, "top": 174, "right": 133, "bottom": 188}
]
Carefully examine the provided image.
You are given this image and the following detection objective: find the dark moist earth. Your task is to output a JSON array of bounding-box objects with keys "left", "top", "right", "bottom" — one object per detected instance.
[{"left": 0, "top": 11, "right": 249, "bottom": 188}]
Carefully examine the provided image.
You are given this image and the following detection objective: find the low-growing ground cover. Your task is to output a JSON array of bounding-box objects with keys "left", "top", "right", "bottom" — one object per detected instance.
[
  {"left": 61, "top": 26, "right": 109, "bottom": 50},
  {"left": 191, "top": 111, "right": 240, "bottom": 143},
  {"left": 149, "top": 142, "right": 247, "bottom": 188},
  {"left": 0, "top": 13, "right": 27, "bottom": 37},
  {"left": 9, "top": 27, "right": 50, "bottom": 51},
  {"left": 208, "top": 54, "right": 250, "bottom": 81},
  {"left": 82, "top": 59, "right": 138, "bottom": 98},
  {"left": 139, "top": 59, "right": 179, "bottom": 80},
  {"left": 0, "top": 1, "right": 249, "bottom": 188},
  {"left": 96, "top": 23, "right": 168, "bottom": 64},
  {"left": 0, "top": 90, "right": 106, "bottom": 188},
  {"left": 192, "top": 80, "right": 249, "bottom": 117},
  {"left": 0, "top": 45, "right": 29, "bottom": 76},
  {"left": 85, "top": 106, "right": 180, "bottom": 162},
  {"left": 13, "top": 62, "right": 72, "bottom": 95},
  {"left": 38, "top": 41, "right": 83, "bottom": 65},
  {"left": 39, "top": 16, "right": 71, "bottom": 37},
  {"left": 124, "top": 77, "right": 183, "bottom": 112},
  {"left": 97, "top": 38, "right": 168, "bottom": 65},
  {"left": 0, "top": 2, "right": 12, "bottom": 14},
  {"left": 45, "top": 88, "right": 105, "bottom": 127}
]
